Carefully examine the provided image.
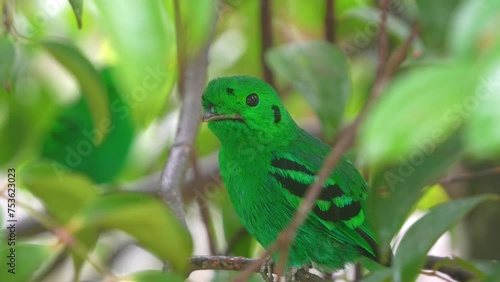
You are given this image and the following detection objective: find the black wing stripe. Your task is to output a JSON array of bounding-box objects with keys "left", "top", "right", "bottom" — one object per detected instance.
[
  {"left": 271, "top": 158, "right": 315, "bottom": 176},
  {"left": 271, "top": 172, "right": 359, "bottom": 223},
  {"left": 271, "top": 173, "right": 344, "bottom": 200},
  {"left": 271, "top": 173, "right": 308, "bottom": 198},
  {"left": 313, "top": 201, "right": 361, "bottom": 222}
]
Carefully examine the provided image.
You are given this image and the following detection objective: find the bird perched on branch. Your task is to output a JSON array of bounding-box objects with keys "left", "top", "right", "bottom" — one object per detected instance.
[{"left": 202, "top": 76, "right": 379, "bottom": 277}]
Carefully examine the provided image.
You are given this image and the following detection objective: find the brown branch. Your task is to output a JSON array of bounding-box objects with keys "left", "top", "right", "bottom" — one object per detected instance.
[
  {"left": 260, "top": 0, "right": 275, "bottom": 87},
  {"left": 324, "top": 0, "right": 335, "bottom": 43},
  {"left": 439, "top": 167, "right": 500, "bottom": 186},
  {"left": 375, "top": 0, "right": 389, "bottom": 82},
  {"left": 190, "top": 256, "right": 329, "bottom": 282},
  {"left": 158, "top": 2, "right": 218, "bottom": 225},
  {"left": 190, "top": 255, "right": 479, "bottom": 282},
  {"left": 370, "top": 22, "right": 419, "bottom": 100}
]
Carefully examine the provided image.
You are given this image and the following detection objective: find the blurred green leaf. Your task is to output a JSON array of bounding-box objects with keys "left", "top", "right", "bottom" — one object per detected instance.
[
  {"left": 449, "top": 0, "right": 500, "bottom": 58},
  {"left": 0, "top": 37, "right": 15, "bottom": 87},
  {"left": 416, "top": 0, "right": 459, "bottom": 52},
  {"left": 78, "top": 193, "right": 193, "bottom": 274},
  {"left": 361, "top": 268, "right": 392, "bottom": 282},
  {"left": 415, "top": 184, "right": 449, "bottom": 211},
  {"left": 394, "top": 195, "right": 495, "bottom": 282},
  {"left": 360, "top": 64, "right": 477, "bottom": 165},
  {"left": 465, "top": 63, "right": 500, "bottom": 158},
  {"left": 367, "top": 132, "right": 462, "bottom": 259},
  {"left": 95, "top": 0, "right": 177, "bottom": 126},
  {"left": 20, "top": 161, "right": 99, "bottom": 223},
  {"left": 430, "top": 256, "right": 486, "bottom": 281},
  {"left": 266, "top": 41, "right": 351, "bottom": 140},
  {"left": 21, "top": 162, "right": 101, "bottom": 276},
  {"left": 124, "top": 270, "right": 185, "bottom": 282},
  {"left": 0, "top": 86, "right": 58, "bottom": 166},
  {"left": 40, "top": 40, "right": 110, "bottom": 145},
  {"left": 178, "top": 0, "right": 216, "bottom": 57},
  {"left": 485, "top": 268, "right": 500, "bottom": 282},
  {"left": 0, "top": 244, "right": 55, "bottom": 282},
  {"left": 339, "top": 6, "right": 422, "bottom": 50},
  {"left": 68, "top": 0, "right": 84, "bottom": 29},
  {"left": 41, "top": 68, "right": 134, "bottom": 184}
]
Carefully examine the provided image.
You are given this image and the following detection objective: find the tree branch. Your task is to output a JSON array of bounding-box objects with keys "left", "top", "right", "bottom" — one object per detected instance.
[
  {"left": 260, "top": 0, "right": 275, "bottom": 87},
  {"left": 439, "top": 167, "right": 500, "bottom": 186},
  {"left": 375, "top": 0, "right": 389, "bottom": 81},
  {"left": 324, "top": 0, "right": 335, "bottom": 43},
  {"left": 190, "top": 255, "right": 479, "bottom": 282},
  {"left": 158, "top": 2, "right": 218, "bottom": 225},
  {"left": 190, "top": 256, "right": 329, "bottom": 282}
]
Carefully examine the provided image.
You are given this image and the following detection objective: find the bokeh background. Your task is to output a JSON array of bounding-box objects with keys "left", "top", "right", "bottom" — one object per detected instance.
[{"left": 0, "top": 0, "right": 499, "bottom": 281}]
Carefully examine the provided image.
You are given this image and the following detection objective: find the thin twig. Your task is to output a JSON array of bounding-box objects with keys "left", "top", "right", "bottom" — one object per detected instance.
[
  {"left": 375, "top": 0, "right": 389, "bottom": 81},
  {"left": 192, "top": 151, "right": 218, "bottom": 255},
  {"left": 190, "top": 256, "right": 329, "bottom": 282},
  {"left": 325, "top": 0, "right": 335, "bottom": 43},
  {"left": 369, "top": 22, "right": 419, "bottom": 100},
  {"left": 439, "top": 167, "right": 500, "bottom": 186},
  {"left": 190, "top": 255, "right": 479, "bottom": 282},
  {"left": 260, "top": 0, "right": 275, "bottom": 87},
  {"left": 424, "top": 255, "right": 477, "bottom": 282},
  {"left": 158, "top": 2, "right": 218, "bottom": 225}
]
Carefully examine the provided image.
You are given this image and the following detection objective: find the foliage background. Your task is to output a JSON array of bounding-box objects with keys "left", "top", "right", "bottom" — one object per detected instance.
[{"left": 0, "top": 0, "right": 499, "bottom": 281}]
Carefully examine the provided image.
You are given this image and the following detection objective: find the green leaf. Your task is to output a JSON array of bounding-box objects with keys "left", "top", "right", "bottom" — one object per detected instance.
[
  {"left": 394, "top": 195, "right": 496, "bottom": 282},
  {"left": 124, "top": 270, "right": 185, "bottom": 282},
  {"left": 0, "top": 37, "right": 15, "bottom": 87},
  {"left": 266, "top": 41, "right": 351, "bottom": 140},
  {"left": 178, "top": 0, "right": 216, "bottom": 57},
  {"left": 20, "top": 161, "right": 100, "bottom": 276},
  {"left": 366, "top": 132, "right": 463, "bottom": 260},
  {"left": 41, "top": 68, "right": 134, "bottom": 184},
  {"left": 449, "top": 0, "right": 500, "bottom": 58},
  {"left": 20, "top": 161, "right": 99, "bottom": 223},
  {"left": 359, "top": 63, "right": 478, "bottom": 165},
  {"left": 337, "top": 6, "right": 424, "bottom": 56},
  {"left": 465, "top": 62, "right": 500, "bottom": 158},
  {"left": 40, "top": 40, "right": 110, "bottom": 145},
  {"left": 95, "top": 0, "right": 177, "bottom": 126},
  {"left": 77, "top": 193, "right": 193, "bottom": 274},
  {"left": 0, "top": 86, "right": 58, "bottom": 166},
  {"left": 0, "top": 244, "right": 56, "bottom": 282},
  {"left": 361, "top": 268, "right": 392, "bottom": 282},
  {"left": 68, "top": 0, "right": 84, "bottom": 29},
  {"left": 415, "top": 184, "right": 449, "bottom": 211},
  {"left": 416, "top": 0, "right": 459, "bottom": 52}
]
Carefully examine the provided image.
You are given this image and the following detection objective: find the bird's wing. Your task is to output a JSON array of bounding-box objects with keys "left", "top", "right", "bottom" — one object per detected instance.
[{"left": 269, "top": 129, "right": 377, "bottom": 258}]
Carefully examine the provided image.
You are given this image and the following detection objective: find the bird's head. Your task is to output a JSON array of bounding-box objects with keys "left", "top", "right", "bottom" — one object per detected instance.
[{"left": 202, "top": 76, "right": 294, "bottom": 146}]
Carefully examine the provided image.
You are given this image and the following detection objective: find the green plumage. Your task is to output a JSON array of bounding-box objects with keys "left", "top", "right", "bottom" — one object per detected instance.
[{"left": 202, "top": 76, "right": 378, "bottom": 270}]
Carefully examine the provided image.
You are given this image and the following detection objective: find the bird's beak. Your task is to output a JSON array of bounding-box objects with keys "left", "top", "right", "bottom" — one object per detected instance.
[{"left": 202, "top": 111, "right": 244, "bottom": 122}]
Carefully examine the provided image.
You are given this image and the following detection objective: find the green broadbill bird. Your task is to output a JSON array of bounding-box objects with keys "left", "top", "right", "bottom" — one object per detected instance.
[{"left": 202, "top": 76, "right": 378, "bottom": 272}]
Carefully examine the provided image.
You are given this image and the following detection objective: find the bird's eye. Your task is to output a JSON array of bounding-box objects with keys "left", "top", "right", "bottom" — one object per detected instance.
[{"left": 246, "top": 93, "right": 259, "bottom": 107}]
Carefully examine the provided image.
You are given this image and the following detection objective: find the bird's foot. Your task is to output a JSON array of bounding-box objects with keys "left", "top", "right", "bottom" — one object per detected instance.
[{"left": 259, "top": 258, "right": 275, "bottom": 282}]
